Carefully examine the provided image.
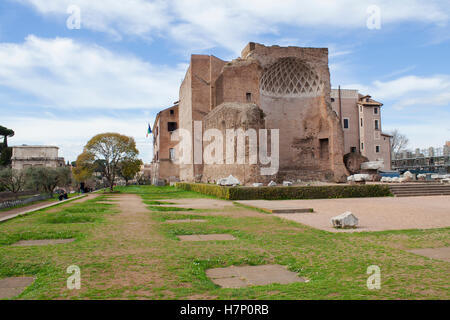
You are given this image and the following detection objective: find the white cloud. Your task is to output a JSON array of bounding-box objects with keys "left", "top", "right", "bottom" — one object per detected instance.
[
  {"left": 15, "top": 0, "right": 450, "bottom": 53},
  {"left": 15, "top": 0, "right": 170, "bottom": 38},
  {"left": 4, "top": 115, "right": 155, "bottom": 162},
  {"left": 0, "top": 35, "right": 186, "bottom": 109},
  {"left": 370, "top": 75, "right": 450, "bottom": 109}
]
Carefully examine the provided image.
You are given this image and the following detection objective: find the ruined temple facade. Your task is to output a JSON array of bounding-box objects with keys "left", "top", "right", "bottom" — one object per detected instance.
[
  {"left": 11, "top": 146, "right": 65, "bottom": 170},
  {"left": 151, "top": 43, "right": 391, "bottom": 185}
]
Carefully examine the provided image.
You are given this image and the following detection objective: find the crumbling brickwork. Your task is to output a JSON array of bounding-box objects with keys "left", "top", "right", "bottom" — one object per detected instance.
[{"left": 153, "top": 42, "right": 389, "bottom": 185}]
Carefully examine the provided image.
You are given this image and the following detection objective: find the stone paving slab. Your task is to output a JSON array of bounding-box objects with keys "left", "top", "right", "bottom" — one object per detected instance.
[
  {"left": 159, "top": 198, "right": 234, "bottom": 210},
  {"left": 206, "top": 265, "right": 307, "bottom": 288},
  {"left": 408, "top": 247, "right": 450, "bottom": 262},
  {"left": 0, "top": 277, "right": 35, "bottom": 299},
  {"left": 165, "top": 219, "right": 207, "bottom": 224},
  {"left": 178, "top": 234, "right": 236, "bottom": 242},
  {"left": 11, "top": 239, "right": 75, "bottom": 247},
  {"left": 237, "top": 196, "right": 450, "bottom": 232}
]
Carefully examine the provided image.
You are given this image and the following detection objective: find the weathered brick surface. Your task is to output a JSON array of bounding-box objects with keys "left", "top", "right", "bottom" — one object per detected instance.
[{"left": 154, "top": 42, "right": 393, "bottom": 185}]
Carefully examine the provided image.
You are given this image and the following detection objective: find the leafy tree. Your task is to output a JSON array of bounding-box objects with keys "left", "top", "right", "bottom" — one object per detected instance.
[
  {"left": 72, "top": 152, "right": 95, "bottom": 183},
  {"left": 27, "top": 167, "right": 72, "bottom": 197},
  {"left": 0, "top": 168, "right": 27, "bottom": 198},
  {"left": 0, "top": 125, "right": 14, "bottom": 148},
  {"left": 75, "top": 133, "right": 139, "bottom": 191},
  {"left": 0, "top": 147, "right": 12, "bottom": 167},
  {"left": 119, "top": 158, "right": 143, "bottom": 185},
  {"left": 0, "top": 126, "right": 14, "bottom": 167}
]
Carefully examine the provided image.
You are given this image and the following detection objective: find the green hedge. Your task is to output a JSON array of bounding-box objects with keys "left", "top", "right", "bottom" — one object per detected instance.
[{"left": 175, "top": 183, "right": 392, "bottom": 200}]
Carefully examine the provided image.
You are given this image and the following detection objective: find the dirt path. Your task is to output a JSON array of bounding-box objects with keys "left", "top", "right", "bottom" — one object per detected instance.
[{"left": 75, "top": 194, "right": 176, "bottom": 299}]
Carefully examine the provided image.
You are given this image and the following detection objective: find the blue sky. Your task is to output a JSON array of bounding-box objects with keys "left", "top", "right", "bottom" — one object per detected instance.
[{"left": 1, "top": 0, "right": 449, "bottom": 163}]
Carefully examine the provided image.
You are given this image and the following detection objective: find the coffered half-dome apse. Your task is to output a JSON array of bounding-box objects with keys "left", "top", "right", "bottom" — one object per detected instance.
[
  {"left": 258, "top": 56, "right": 346, "bottom": 181},
  {"left": 260, "top": 57, "right": 324, "bottom": 98}
]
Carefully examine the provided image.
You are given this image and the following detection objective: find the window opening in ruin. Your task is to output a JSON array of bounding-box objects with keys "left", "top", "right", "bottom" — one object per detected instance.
[
  {"left": 376, "top": 145, "right": 380, "bottom": 153},
  {"left": 319, "top": 138, "right": 329, "bottom": 160},
  {"left": 374, "top": 107, "right": 378, "bottom": 114},
  {"left": 360, "top": 118, "right": 363, "bottom": 127},
  {"left": 170, "top": 109, "right": 174, "bottom": 115},
  {"left": 168, "top": 122, "right": 177, "bottom": 132},
  {"left": 169, "top": 148, "right": 175, "bottom": 161},
  {"left": 374, "top": 119, "right": 379, "bottom": 130},
  {"left": 246, "top": 92, "right": 252, "bottom": 102},
  {"left": 361, "top": 143, "right": 364, "bottom": 150},
  {"left": 351, "top": 147, "right": 357, "bottom": 153}
]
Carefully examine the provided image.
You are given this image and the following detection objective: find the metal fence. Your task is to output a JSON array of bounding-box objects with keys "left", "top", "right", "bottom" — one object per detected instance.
[{"left": 0, "top": 194, "right": 52, "bottom": 210}]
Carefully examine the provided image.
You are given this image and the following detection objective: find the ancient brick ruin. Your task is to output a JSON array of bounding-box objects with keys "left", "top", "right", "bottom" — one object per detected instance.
[{"left": 151, "top": 42, "right": 391, "bottom": 185}]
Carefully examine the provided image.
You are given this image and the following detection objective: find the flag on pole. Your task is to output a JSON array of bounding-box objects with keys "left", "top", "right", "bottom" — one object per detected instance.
[{"left": 146, "top": 123, "right": 152, "bottom": 137}]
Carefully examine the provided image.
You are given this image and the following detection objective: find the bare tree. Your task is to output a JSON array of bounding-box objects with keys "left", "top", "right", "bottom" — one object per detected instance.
[
  {"left": 389, "top": 129, "right": 409, "bottom": 155},
  {"left": 0, "top": 168, "right": 26, "bottom": 198}
]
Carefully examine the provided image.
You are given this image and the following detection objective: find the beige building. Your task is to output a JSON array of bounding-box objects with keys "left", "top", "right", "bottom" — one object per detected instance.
[
  {"left": 150, "top": 104, "right": 180, "bottom": 184},
  {"left": 151, "top": 42, "right": 392, "bottom": 185},
  {"left": 331, "top": 89, "right": 392, "bottom": 170},
  {"left": 11, "top": 145, "right": 65, "bottom": 170}
]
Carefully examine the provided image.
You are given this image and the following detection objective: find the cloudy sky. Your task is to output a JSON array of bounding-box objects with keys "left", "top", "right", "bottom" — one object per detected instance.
[{"left": 1, "top": 0, "right": 449, "bottom": 162}]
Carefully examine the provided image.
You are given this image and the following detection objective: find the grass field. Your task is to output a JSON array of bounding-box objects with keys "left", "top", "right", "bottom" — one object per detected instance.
[{"left": 0, "top": 186, "right": 448, "bottom": 300}]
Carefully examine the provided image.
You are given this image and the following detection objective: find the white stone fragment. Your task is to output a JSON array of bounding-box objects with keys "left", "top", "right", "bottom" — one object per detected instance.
[
  {"left": 252, "top": 183, "right": 263, "bottom": 187},
  {"left": 361, "top": 161, "right": 384, "bottom": 170},
  {"left": 354, "top": 174, "right": 371, "bottom": 182},
  {"left": 283, "top": 181, "right": 293, "bottom": 186},
  {"left": 268, "top": 181, "right": 277, "bottom": 187},
  {"left": 417, "top": 174, "right": 426, "bottom": 180},
  {"left": 331, "top": 212, "right": 359, "bottom": 229},
  {"left": 217, "top": 175, "right": 241, "bottom": 186},
  {"left": 402, "top": 171, "right": 414, "bottom": 181}
]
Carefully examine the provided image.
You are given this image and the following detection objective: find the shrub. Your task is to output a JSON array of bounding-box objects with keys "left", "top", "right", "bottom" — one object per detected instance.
[{"left": 175, "top": 183, "right": 392, "bottom": 200}]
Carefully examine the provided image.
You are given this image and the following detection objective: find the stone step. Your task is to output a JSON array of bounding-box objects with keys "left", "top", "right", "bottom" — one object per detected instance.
[
  {"left": 395, "top": 192, "right": 450, "bottom": 197},
  {"left": 389, "top": 184, "right": 450, "bottom": 197},
  {"left": 389, "top": 184, "right": 450, "bottom": 188},
  {"left": 390, "top": 187, "right": 450, "bottom": 192},
  {"left": 393, "top": 190, "right": 450, "bottom": 195},
  {"left": 270, "top": 208, "right": 314, "bottom": 214}
]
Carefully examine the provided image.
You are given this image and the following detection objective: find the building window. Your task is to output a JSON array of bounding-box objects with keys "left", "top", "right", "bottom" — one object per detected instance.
[
  {"left": 156, "top": 151, "right": 159, "bottom": 161},
  {"left": 169, "top": 148, "right": 175, "bottom": 161},
  {"left": 331, "top": 98, "right": 335, "bottom": 102},
  {"left": 246, "top": 92, "right": 252, "bottom": 102},
  {"left": 374, "top": 107, "right": 378, "bottom": 114},
  {"left": 360, "top": 106, "right": 362, "bottom": 112},
  {"left": 351, "top": 147, "right": 357, "bottom": 153},
  {"left": 343, "top": 118, "right": 349, "bottom": 129},
  {"left": 360, "top": 118, "right": 363, "bottom": 127},
  {"left": 374, "top": 119, "right": 379, "bottom": 130},
  {"left": 168, "top": 122, "right": 177, "bottom": 132},
  {"left": 361, "top": 143, "right": 364, "bottom": 150},
  {"left": 376, "top": 145, "right": 380, "bottom": 153},
  {"left": 170, "top": 109, "right": 174, "bottom": 115}
]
